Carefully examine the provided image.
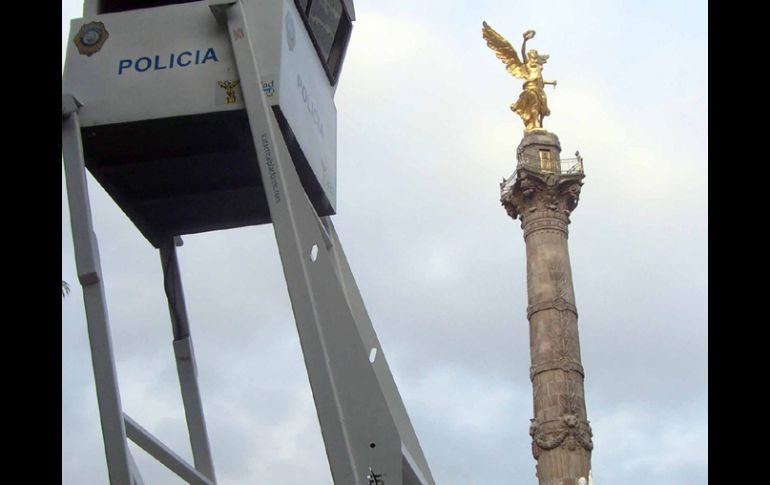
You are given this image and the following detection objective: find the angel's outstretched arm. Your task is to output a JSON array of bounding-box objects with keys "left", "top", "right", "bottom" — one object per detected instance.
[
  {"left": 521, "top": 30, "right": 535, "bottom": 62},
  {"left": 521, "top": 38, "right": 528, "bottom": 64}
]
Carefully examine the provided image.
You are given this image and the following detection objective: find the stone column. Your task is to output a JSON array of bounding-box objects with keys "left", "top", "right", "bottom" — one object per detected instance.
[{"left": 500, "top": 132, "right": 593, "bottom": 485}]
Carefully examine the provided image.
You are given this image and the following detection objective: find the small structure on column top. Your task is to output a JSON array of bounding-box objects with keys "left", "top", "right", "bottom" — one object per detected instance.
[{"left": 483, "top": 22, "right": 594, "bottom": 485}]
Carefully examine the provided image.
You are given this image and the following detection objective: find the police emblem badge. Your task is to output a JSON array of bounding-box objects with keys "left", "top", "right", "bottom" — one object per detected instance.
[{"left": 74, "top": 22, "right": 109, "bottom": 56}]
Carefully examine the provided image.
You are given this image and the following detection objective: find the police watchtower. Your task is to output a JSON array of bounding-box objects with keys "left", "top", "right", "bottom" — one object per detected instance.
[{"left": 62, "top": 1, "right": 435, "bottom": 484}]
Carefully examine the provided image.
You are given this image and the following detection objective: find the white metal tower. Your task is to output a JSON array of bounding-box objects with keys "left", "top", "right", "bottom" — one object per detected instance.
[{"left": 62, "top": 1, "right": 434, "bottom": 484}]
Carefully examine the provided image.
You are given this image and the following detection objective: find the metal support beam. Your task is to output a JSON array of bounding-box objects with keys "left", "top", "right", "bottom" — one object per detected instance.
[
  {"left": 64, "top": 97, "right": 215, "bottom": 485},
  {"left": 159, "top": 239, "right": 216, "bottom": 482},
  {"left": 208, "top": 0, "right": 235, "bottom": 24},
  {"left": 124, "top": 414, "right": 214, "bottom": 485},
  {"left": 62, "top": 95, "right": 133, "bottom": 485},
  {"left": 127, "top": 450, "right": 146, "bottom": 485},
  {"left": 82, "top": 0, "right": 99, "bottom": 17},
  {"left": 321, "top": 218, "right": 434, "bottom": 482},
  {"left": 217, "top": 4, "right": 434, "bottom": 483}
]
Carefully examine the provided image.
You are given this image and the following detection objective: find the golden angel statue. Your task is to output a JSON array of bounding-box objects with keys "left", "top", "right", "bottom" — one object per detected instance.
[{"left": 482, "top": 22, "right": 557, "bottom": 133}]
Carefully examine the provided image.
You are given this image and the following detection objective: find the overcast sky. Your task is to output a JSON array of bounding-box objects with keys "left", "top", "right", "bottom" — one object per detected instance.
[{"left": 62, "top": 1, "right": 707, "bottom": 484}]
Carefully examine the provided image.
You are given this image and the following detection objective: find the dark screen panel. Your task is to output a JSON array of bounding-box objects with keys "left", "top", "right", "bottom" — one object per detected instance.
[
  {"left": 308, "top": 0, "right": 343, "bottom": 61},
  {"left": 293, "top": 0, "right": 352, "bottom": 84},
  {"left": 326, "top": 9, "right": 351, "bottom": 81},
  {"left": 100, "top": 0, "right": 199, "bottom": 13}
]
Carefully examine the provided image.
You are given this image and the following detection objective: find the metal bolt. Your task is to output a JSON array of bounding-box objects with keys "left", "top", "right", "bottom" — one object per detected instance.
[{"left": 367, "top": 466, "right": 383, "bottom": 485}]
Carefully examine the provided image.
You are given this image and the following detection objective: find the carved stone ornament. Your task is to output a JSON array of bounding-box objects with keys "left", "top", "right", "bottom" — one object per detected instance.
[
  {"left": 529, "top": 415, "right": 594, "bottom": 459},
  {"left": 502, "top": 200, "right": 519, "bottom": 220},
  {"left": 565, "top": 183, "right": 582, "bottom": 211},
  {"left": 501, "top": 169, "right": 584, "bottom": 223},
  {"left": 529, "top": 358, "right": 584, "bottom": 381},
  {"left": 549, "top": 311, "right": 576, "bottom": 362},
  {"left": 520, "top": 178, "right": 538, "bottom": 198},
  {"left": 526, "top": 297, "right": 578, "bottom": 320}
]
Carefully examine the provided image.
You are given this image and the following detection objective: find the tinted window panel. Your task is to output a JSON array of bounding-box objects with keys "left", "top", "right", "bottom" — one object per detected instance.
[
  {"left": 327, "top": 10, "right": 351, "bottom": 80},
  {"left": 100, "top": 0, "right": 198, "bottom": 13},
  {"left": 308, "top": 0, "right": 343, "bottom": 61}
]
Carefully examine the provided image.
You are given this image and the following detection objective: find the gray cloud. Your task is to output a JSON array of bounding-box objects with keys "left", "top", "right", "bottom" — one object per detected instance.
[{"left": 63, "top": 1, "right": 707, "bottom": 483}]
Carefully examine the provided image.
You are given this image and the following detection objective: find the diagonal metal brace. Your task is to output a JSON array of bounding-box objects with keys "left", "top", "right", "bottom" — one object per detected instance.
[
  {"left": 124, "top": 414, "right": 214, "bottom": 485},
  {"left": 62, "top": 94, "right": 82, "bottom": 119}
]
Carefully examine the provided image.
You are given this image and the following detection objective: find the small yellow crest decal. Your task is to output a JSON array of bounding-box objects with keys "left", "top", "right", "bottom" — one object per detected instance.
[{"left": 217, "top": 80, "right": 240, "bottom": 104}]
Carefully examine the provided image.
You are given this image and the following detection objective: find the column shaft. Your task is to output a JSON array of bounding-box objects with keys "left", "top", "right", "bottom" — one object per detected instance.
[{"left": 500, "top": 131, "right": 592, "bottom": 485}]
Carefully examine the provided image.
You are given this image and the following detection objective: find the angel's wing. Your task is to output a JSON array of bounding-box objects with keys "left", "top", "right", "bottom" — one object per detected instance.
[{"left": 482, "top": 21, "right": 525, "bottom": 79}]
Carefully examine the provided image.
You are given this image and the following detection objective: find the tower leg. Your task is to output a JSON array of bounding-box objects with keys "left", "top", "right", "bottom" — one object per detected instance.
[
  {"left": 127, "top": 450, "right": 146, "bottom": 485},
  {"left": 62, "top": 96, "right": 133, "bottom": 485},
  {"left": 211, "top": 2, "right": 434, "bottom": 483},
  {"left": 159, "top": 238, "right": 216, "bottom": 482}
]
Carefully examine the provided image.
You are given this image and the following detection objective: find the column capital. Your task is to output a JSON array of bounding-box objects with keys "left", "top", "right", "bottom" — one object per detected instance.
[
  {"left": 500, "top": 131, "right": 585, "bottom": 224},
  {"left": 501, "top": 170, "right": 584, "bottom": 223}
]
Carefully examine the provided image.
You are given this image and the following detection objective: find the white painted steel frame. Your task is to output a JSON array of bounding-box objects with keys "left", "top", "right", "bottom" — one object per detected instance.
[
  {"left": 63, "top": 97, "right": 217, "bottom": 485},
  {"left": 63, "top": 98, "right": 133, "bottom": 485},
  {"left": 160, "top": 239, "right": 216, "bottom": 481},
  {"left": 64, "top": 0, "right": 435, "bottom": 481},
  {"left": 124, "top": 414, "right": 214, "bottom": 485},
  {"left": 214, "top": 2, "right": 434, "bottom": 484}
]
